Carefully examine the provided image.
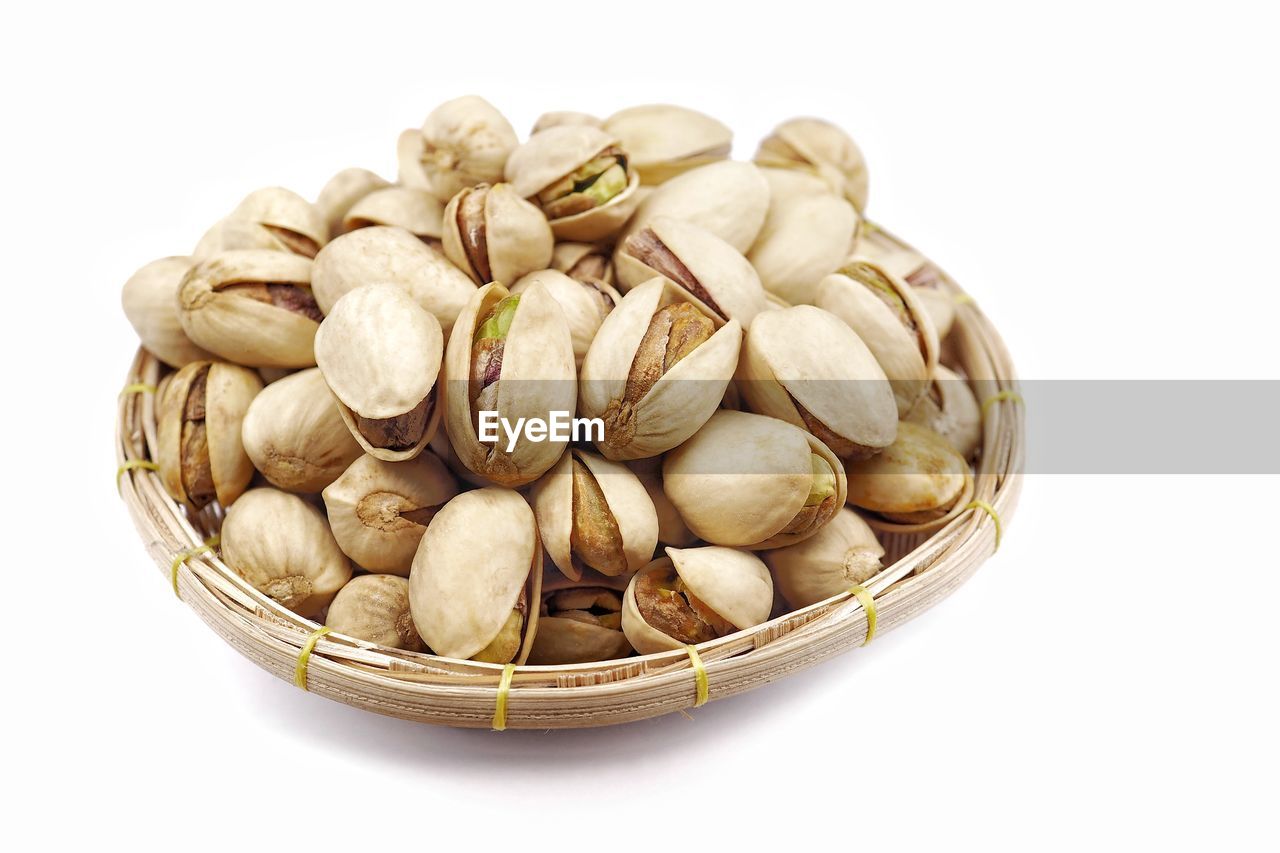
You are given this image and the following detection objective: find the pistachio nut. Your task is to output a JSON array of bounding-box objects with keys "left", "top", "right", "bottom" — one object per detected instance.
[
  {"left": 615, "top": 216, "right": 766, "bottom": 328},
  {"left": 735, "top": 304, "right": 897, "bottom": 459},
  {"left": 531, "top": 110, "right": 603, "bottom": 135},
  {"left": 757, "top": 166, "right": 840, "bottom": 205},
  {"left": 121, "top": 256, "right": 214, "bottom": 367},
  {"left": 325, "top": 574, "right": 424, "bottom": 651},
  {"left": 662, "top": 409, "right": 847, "bottom": 549},
  {"left": 443, "top": 280, "right": 577, "bottom": 487},
  {"left": 408, "top": 487, "right": 542, "bottom": 663},
  {"left": 844, "top": 421, "right": 970, "bottom": 525},
  {"left": 816, "top": 258, "right": 940, "bottom": 417},
  {"left": 441, "top": 182, "right": 554, "bottom": 286},
  {"left": 322, "top": 451, "right": 459, "bottom": 575},
  {"left": 579, "top": 278, "right": 741, "bottom": 461},
  {"left": 505, "top": 125, "right": 642, "bottom": 242},
  {"left": 410, "top": 96, "right": 519, "bottom": 202},
  {"left": 310, "top": 226, "right": 477, "bottom": 337},
  {"left": 240, "top": 367, "right": 364, "bottom": 493},
  {"left": 621, "top": 546, "right": 773, "bottom": 655},
  {"left": 755, "top": 117, "right": 870, "bottom": 213},
  {"left": 551, "top": 241, "right": 614, "bottom": 285},
  {"left": 904, "top": 365, "right": 982, "bottom": 460},
  {"left": 618, "top": 160, "right": 771, "bottom": 253},
  {"left": 747, "top": 174, "right": 858, "bottom": 305},
  {"left": 761, "top": 508, "right": 884, "bottom": 609},
  {"left": 510, "top": 269, "right": 619, "bottom": 367},
  {"left": 603, "top": 104, "right": 732, "bottom": 185},
  {"left": 178, "top": 249, "right": 322, "bottom": 368},
  {"left": 428, "top": 426, "right": 495, "bottom": 490},
  {"left": 627, "top": 456, "right": 698, "bottom": 548},
  {"left": 341, "top": 185, "right": 444, "bottom": 248},
  {"left": 315, "top": 283, "right": 444, "bottom": 461},
  {"left": 848, "top": 236, "right": 957, "bottom": 338},
  {"left": 314, "top": 167, "right": 391, "bottom": 239},
  {"left": 527, "top": 572, "right": 633, "bottom": 665},
  {"left": 193, "top": 187, "right": 327, "bottom": 259},
  {"left": 220, "top": 487, "right": 352, "bottom": 618},
  {"left": 157, "top": 360, "right": 262, "bottom": 512}
]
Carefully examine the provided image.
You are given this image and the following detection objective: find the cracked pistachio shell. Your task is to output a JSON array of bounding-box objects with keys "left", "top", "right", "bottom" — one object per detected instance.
[
  {"left": 240, "top": 368, "right": 363, "bottom": 493},
  {"left": 662, "top": 409, "right": 847, "bottom": 549},
  {"left": 618, "top": 160, "right": 771, "bottom": 253},
  {"left": 194, "top": 187, "right": 327, "bottom": 259},
  {"left": 615, "top": 216, "right": 766, "bottom": 328},
  {"left": 905, "top": 365, "right": 981, "bottom": 460},
  {"left": 157, "top": 360, "right": 262, "bottom": 511},
  {"left": 844, "top": 421, "right": 969, "bottom": 520},
  {"left": 413, "top": 96, "right": 519, "bottom": 202},
  {"left": 322, "top": 451, "right": 458, "bottom": 575},
  {"left": 762, "top": 508, "right": 885, "bottom": 609},
  {"left": 121, "top": 256, "right": 214, "bottom": 367},
  {"left": 531, "top": 110, "right": 603, "bottom": 135},
  {"left": 755, "top": 117, "right": 870, "bottom": 213},
  {"left": 748, "top": 179, "right": 858, "bottom": 305},
  {"left": 551, "top": 241, "right": 615, "bottom": 285},
  {"left": 848, "top": 235, "right": 958, "bottom": 338},
  {"left": 531, "top": 448, "right": 659, "bottom": 581},
  {"left": 735, "top": 304, "right": 897, "bottom": 459},
  {"left": 627, "top": 456, "right": 698, "bottom": 547},
  {"left": 310, "top": 226, "right": 476, "bottom": 337},
  {"left": 816, "top": 258, "right": 939, "bottom": 417},
  {"left": 315, "top": 167, "right": 391, "bottom": 239},
  {"left": 441, "top": 183, "right": 554, "bottom": 286},
  {"left": 579, "top": 278, "right": 741, "bottom": 461},
  {"left": 178, "top": 249, "right": 321, "bottom": 368},
  {"left": 528, "top": 570, "right": 632, "bottom": 664},
  {"left": 408, "top": 487, "right": 542, "bottom": 662},
  {"left": 428, "top": 427, "right": 494, "bottom": 489},
  {"left": 220, "top": 487, "right": 352, "bottom": 618},
  {"left": 603, "top": 105, "right": 732, "bottom": 185},
  {"left": 443, "top": 281, "right": 577, "bottom": 487},
  {"left": 342, "top": 185, "right": 444, "bottom": 243},
  {"left": 326, "top": 574, "right": 423, "bottom": 650},
  {"left": 315, "top": 284, "right": 444, "bottom": 462},
  {"left": 621, "top": 547, "right": 773, "bottom": 655},
  {"left": 510, "top": 269, "right": 619, "bottom": 367}
]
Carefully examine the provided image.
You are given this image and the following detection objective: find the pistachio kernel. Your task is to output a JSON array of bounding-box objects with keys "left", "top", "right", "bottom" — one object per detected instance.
[
  {"left": 220, "top": 281, "right": 324, "bottom": 323},
  {"left": 779, "top": 454, "right": 839, "bottom": 537},
  {"left": 456, "top": 185, "right": 492, "bottom": 282},
  {"left": 179, "top": 363, "right": 216, "bottom": 509},
  {"left": 353, "top": 392, "right": 434, "bottom": 451},
  {"left": 838, "top": 262, "right": 927, "bottom": 360},
  {"left": 471, "top": 584, "right": 528, "bottom": 664},
  {"left": 538, "top": 148, "right": 630, "bottom": 219},
  {"left": 569, "top": 458, "right": 627, "bottom": 575},
  {"left": 635, "top": 566, "right": 734, "bottom": 645},
  {"left": 622, "top": 228, "right": 727, "bottom": 320},
  {"left": 469, "top": 294, "right": 521, "bottom": 435}
]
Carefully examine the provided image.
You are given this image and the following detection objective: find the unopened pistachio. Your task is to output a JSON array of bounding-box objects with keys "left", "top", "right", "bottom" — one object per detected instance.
[
  {"left": 341, "top": 185, "right": 444, "bottom": 247},
  {"left": 406, "top": 96, "right": 518, "bottom": 202},
  {"left": 844, "top": 421, "right": 970, "bottom": 525},
  {"left": 627, "top": 456, "right": 698, "bottom": 547},
  {"left": 326, "top": 575, "right": 424, "bottom": 651},
  {"left": 121, "top": 256, "right": 214, "bottom": 367},
  {"left": 603, "top": 104, "right": 732, "bottom": 185},
  {"left": 510, "top": 269, "right": 619, "bottom": 367},
  {"left": 314, "top": 167, "right": 391, "bottom": 239},
  {"left": 531, "top": 110, "right": 603, "bottom": 135},
  {"left": 762, "top": 508, "right": 884, "bottom": 609},
  {"left": 748, "top": 173, "right": 858, "bottom": 305},
  {"left": 756, "top": 117, "right": 870, "bottom": 213},
  {"left": 441, "top": 182, "right": 553, "bottom": 286}
]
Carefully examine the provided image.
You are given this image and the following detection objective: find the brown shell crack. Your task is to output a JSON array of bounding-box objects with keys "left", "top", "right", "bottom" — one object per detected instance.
[
  {"left": 635, "top": 568, "right": 733, "bottom": 645},
  {"left": 179, "top": 364, "right": 216, "bottom": 509},
  {"left": 354, "top": 392, "right": 433, "bottom": 451},
  {"left": 841, "top": 262, "right": 928, "bottom": 361},
  {"left": 222, "top": 282, "right": 323, "bottom": 323},
  {"left": 569, "top": 458, "right": 626, "bottom": 575},
  {"left": 457, "top": 186, "right": 492, "bottom": 282},
  {"left": 624, "top": 228, "right": 726, "bottom": 320},
  {"left": 262, "top": 225, "right": 320, "bottom": 258}
]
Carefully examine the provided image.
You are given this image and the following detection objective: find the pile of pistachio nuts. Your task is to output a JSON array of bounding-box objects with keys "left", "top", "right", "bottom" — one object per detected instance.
[{"left": 121, "top": 96, "right": 983, "bottom": 666}]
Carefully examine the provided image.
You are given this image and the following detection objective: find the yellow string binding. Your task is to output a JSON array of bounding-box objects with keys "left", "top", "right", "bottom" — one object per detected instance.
[
  {"left": 116, "top": 459, "right": 159, "bottom": 493},
  {"left": 964, "top": 499, "right": 1004, "bottom": 550},
  {"left": 294, "top": 626, "right": 332, "bottom": 691},
  {"left": 492, "top": 663, "right": 517, "bottom": 731},
  {"left": 684, "top": 645, "right": 709, "bottom": 708},
  {"left": 119, "top": 382, "right": 157, "bottom": 398},
  {"left": 169, "top": 535, "right": 221, "bottom": 599},
  {"left": 981, "top": 390, "right": 1024, "bottom": 419},
  {"left": 848, "top": 585, "right": 878, "bottom": 646}
]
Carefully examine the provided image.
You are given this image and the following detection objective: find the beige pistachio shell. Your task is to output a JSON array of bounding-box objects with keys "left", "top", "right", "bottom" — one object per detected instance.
[
  {"left": 905, "top": 366, "right": 982, "bottom": 460},
  {"left": 531, "top": 110, "right": 603, "bottom": 135},
  {"left": 443, "top": 281, "right": 577, "bottom": 487},
  {"left": 322, "top": 451, "right": 458, "bottom": 576},
  {"left": 757, "top": 166, "right": 838, "bottom": 205},
  {"left": 240, "top": 368, "right": 363, "bottom": 493},
  {"left": 408, "top": 487, "right": 542, "bottom": 662},
  {"left": 310, "top": 226, "right": 476, "bottom": 336},
  {"left": 579, "top": 278, "right": 742, "bottom": 460},
  {"left": 748, "top": 184, "right": 858, "bottom": 305},
  {"left": 428, "top": 427, "right": 495, "bottom": 490},
  {"left": 618, "top": 160, "right": 771, "bottom": 253},
  {"left": 220, "top": 487, "right": 352, "bottom": 618},
  {"left": 756, "top": 117, "right": 870, "bottom": 213},
  {"left": 326, "top": 575, "right": 423, "bottom": 650},
  {"left": 314, "top": 167, "right": 391, "bottom": 239},
  {"left": 342, "top": 185, "right": 444, "bottom": 241},
  {"left": 178, "top": 249, "right": 320, "bottom": 368},
  {"left": 551, "top": 241, "right": 614, "bottom": 285},
  {"left": 735, "top": 304, "right": 897, "bottom": 458},
  {"left": 816, "top": 258, "right": 939, "bottom": 416},
  {"left": 528, "top": 575, "right": 632, "bottom": 665},
  {"left": 442, "top": 183, "right": 554, "bottom": 285},
  {"left": 844, "top": 422, "right": 968, "bottom": 517},
  {"left": 510, "top": 269, "right": 618, "bottom": 367},
  {"left": 121, "top": 256, "right": 214, "bottom": 367},
  {"left": 627, "top": 456, "right": 698, "bottom": 547},
  {"left": 416, "top": 96, "right": 519, "bottom": 201},
  {"left": 603, "top": 105, "right": 732, "bottom": 184},
  {"left": 762, "top": 508, "right": 884, "bottom": 609},
  {"left": 396, "top": 127, "right": 432, "bottom": 190},
  {"left": 912, "top": 285, "right": 957, "bottom": 342},
  {"left": 662, "top": 409, "right": 847, "bottom": 549},
  {"left": 228, "top": 187, "right": 328, "bottom": 254}
]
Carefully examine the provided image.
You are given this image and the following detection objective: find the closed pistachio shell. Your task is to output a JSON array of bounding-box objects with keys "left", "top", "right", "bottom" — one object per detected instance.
[
  {"left": 322, "top": 451, "right": 459, "bottom": 575},
  {"left": 310, "top": 226, "right": 476, "bottom": 336},
  {"left": 315, "top": 284, "right": 444, "bottom": 461},
  {"left": 314, "top": 167, "right": 391, "bottom": 239},
  {"left": 904, "top": 365, "right": 982, "bottom": 460},
  {"left": 178, "top": 249, "right": 322, "bottom": 368},
  {"left": 618, "top": 160, "right": 771, "bottom": 253},
  {"left": 627, "top": 456, "right": 698, "bottom": 547},
  {"left": 528, "top": 574, "right": 632, "bottom": 664},
  {"left": 240, "top": 368, "right": 363, "bottom": 493},
  {"left": 756, "top": 117, "right": 870, "bottom": 213},
  {"left": 510, "top": 269, "right": 618, "bottom": 367},
  {"left": 748, "top": 178, "right": 858, "bottom": 305},
  {"left": 762, "top": 508, "right": 884, "bottom": 609},
  {"left": 220, "top": 487, "right": 352, "bottom": 618},
  {"left": 844, "top": 422, "right": 969, "bottom": 522},
  {"left": 121, "top": 256, "right": 214, "bottom": 367},
  {"left": 194, "top": 187, "right": 327, "bottom": 259},
  {"left": 662, "top": 410, "right": 847, "bottom": 549},
  {"left": 757, "top": 166, "right": 837, "bottom": 204},
  {"left": 603, "top": 104, "right": 732, "bottom": 185},
  {"left": 442, "top": 183, "right": 554, "bottom": 285},
  {"left": 342, "top": 185, "right": 444, "bottom": 243},
  {"left": 326, "top": 575, "right": 423, "bottom": 650},
  {"left": 551, "top": 241, "right": 614, "bottom": 285},
  {"left": 414, "top": 96, "right": 519, "bottom": 202},
  {"left": 408, "top": 487, "right": 542, "bottom": 662},
  {"left": 579, "top": 278, "right": 741, "bottom": 460},
  {"left": 531, "top": 110, "right": 603, "bottom": 135}
]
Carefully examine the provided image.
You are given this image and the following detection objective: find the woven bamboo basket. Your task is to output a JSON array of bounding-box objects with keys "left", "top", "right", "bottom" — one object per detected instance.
[{"left": 115, "top": 225, "right": 1023, "bottom": 730}]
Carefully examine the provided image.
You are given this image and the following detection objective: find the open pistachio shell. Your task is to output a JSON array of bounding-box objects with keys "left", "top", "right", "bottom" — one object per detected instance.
[
  {"left": 748, "top": 176, "right": 858, "bottom": 305},
  {"left": 178, "top": 249, "right": 321, "bottom": 368},
  {"left": 579, "top": 278, "right": 741, "bottom": 461},
  {"left": 551, "top": 241, "right": 614, "bottom": 285},
  {"left": 531, "top": 110, "right": 603, "bottom": 135},
  {"left": 220, "top": 487, "right": 352, "bottom": 618},
  {"left": 510, "top": 269, "right": 619, "bottom": 367},
  {"left": 618, "top": 160, "right": 771, "bottom": 253},
  {"left": 662, "top": 409, "right": 847, "bottom": 549},
  {"left": 627, "top": 456, "right": 698, "bottom": 547},
  {"left": 240, "top": 368, "right": 363, "bottom": 493},
  {"left": 315, "top": 284, "right": 444, "bottom": 462},
  {"left": 762, "top": 508, "right": 884, "bottom": 609},
  {"left": 442, "top": 281, "right": 577, "bottom": 487},
  {"left": 314, "top": 167, "right": 391, "bottom": 239},
  {"left": 528, "top": 571, "right": 632, "bottom": 664},
  {"left": 322, "top": 451, "right": 458, "bottom": 576},
  {"left": 844, "top": 422, "right": 969, "bottom": 524},
  {"left": 121, "top": 256, "right": 214, "bottom": 368},
  {"left": 441, "top": 183, "right": 554, "bottom": 285},
  {"left": 195, "top": 187, "right": 327, "bottom": 259},
  {"left": 905, "top": 365, "right": 982, "bottom": 460},
  {"left": 603, "top": 105, "right": 732, "bottom": 185},
  {"left": 735, "top": 304, "right": 897, "bottom": 459},
  {"left": 615, "top": 216, "right": 766, "bottom": 328},
  {"left": 408, "top": 487, "right": 542, "bottom": 663},
  {"left": 157, "top": 360, "right": 262, "bottom": 512},
  {"left": 326, "top": 575, "right": 423, "bottom": 650},
  {"left": 342, "top": 186, "right": 444, "bottom": 244},
  {"left": 412, "top": 96, "right": 518, "bottom": 202},
  {"left": 816, "top": 258, "right": 939, "bottom": 417},
  {"left": 755, "top": 117, "right": 870, "bottom": 213}
]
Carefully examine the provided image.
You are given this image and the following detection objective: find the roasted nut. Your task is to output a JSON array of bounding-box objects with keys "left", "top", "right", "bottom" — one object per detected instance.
[
  {"left": 314, "top": 167, "right": 391, "bottom": 239},
  {"left": 408, "top": 487, "right": 542, "bottom": 663},
  {"left": 315, "top": 284, "right": 444, "bottom": 461},
  {"left": 747, "top": 170, "right": 858, "bottom": 305},
  {"left": 341, "top": 185, "right": 444, "bottom": 247},
  {"left": 551, "top": 241, "right": 614, "bottom": 285},
  {"left": 603, "top": 104, "right": 732, "bottom": 185},
  {"left": 405, "top": 96, "right": 519, "bottom": 202},
  {"left": 121, "top": 256, "right": 213, "bottom": 367},
  {"left": 193, "top": 187, "right": 327, "bottom": 260},
  {"left": 326, "top": 574, "right": 423, "bottom": 650},
  {"left": 510, "top": 269, "right": 619, "bottom": 367},
  {"left": 844, "top": 421, "right": 970, "bottom": 525},
  {"left": 441, "top": 182, "right": 554, "bottom": 286},
  {"left": 755, "top": 117, "right": 870, "bottom": 213},
  {"left": 157, "top": 360, "right": 262, "bottom": 511},
  {"left": 762, "top": 508, "right": 885, "bottom": 609},
  {"left": 528, "top": 573, "right": 633, "bottom": 665},
  {"left": 662, "top": 409, "right": 847, "bottom": 549},
  {"left": 627, "top": 456, "right": 698, "bottom": 547},
  {"left": 220, "top": 487, "right": 352, "bottom": 618},
  {"left": 240, "top": 367, "right": 364, "bottom": 493},
  {"left": 531, "top": 110, "right": 603, "bottom": 135},
  {"left": 905, "top": 365, "right": 982, "bottom": 460},
  {"left": 618, "top": 160, "right": 771, "bottom": 253}
]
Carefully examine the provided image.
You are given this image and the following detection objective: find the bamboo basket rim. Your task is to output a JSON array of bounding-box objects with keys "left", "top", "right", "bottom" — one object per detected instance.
[{"left": 114, "top": 224, "right": 1024, "bottom": 729}]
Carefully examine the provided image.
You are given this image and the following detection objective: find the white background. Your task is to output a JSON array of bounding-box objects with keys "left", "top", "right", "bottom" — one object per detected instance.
[{"left": 3, "top": 1, "right": 1277, "bottom": 850}]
